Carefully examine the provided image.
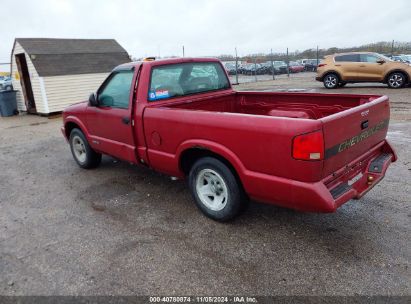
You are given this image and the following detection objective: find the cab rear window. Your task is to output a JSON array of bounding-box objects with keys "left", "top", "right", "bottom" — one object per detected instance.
[{"left": 148, "top": 62, "right": 230, "bottom": 101}]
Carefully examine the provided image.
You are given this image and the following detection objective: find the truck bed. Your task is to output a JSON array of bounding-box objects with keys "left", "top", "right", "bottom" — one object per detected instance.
[
  {"left": 158, "top": 90, "right": 391, "bottom": 178},
  {"left": 165, "top": 91, "right": 380, "bottom": 120}
]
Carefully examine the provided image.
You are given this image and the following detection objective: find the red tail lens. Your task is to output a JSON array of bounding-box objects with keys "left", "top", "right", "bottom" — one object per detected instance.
[
  {"left": 292, "top": 130, "right": 324, "bottom": 161},
  {"left": 318, "top": 63, "right": 326, "bottom": 67}
]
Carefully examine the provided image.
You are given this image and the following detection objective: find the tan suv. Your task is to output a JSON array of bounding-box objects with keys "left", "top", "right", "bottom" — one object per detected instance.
[{"left": 316, "top": 52, "right": 411, "bottom": 89}]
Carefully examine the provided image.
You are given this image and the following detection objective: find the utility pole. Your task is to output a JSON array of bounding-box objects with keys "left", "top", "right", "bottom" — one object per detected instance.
[
  {"left": 235, "top": 47, "right": 239, "bottom": 84},
  {"left": 182, "top": 45, "right": 185, "bottom": 57},
  {"left": 254, "top": 56, "right": 257, "bottom": 82},
  {"left": 286, "top": 47, "right": 290, "bottom": 78},
  {"left": 391, "top": 40, "right": 394, "bottom": 56},
  {"left": 316, "top": 45, "right": 319, "bottom": 66},
  {"left": 271, "top": 48, "right": 275, "bottom": 80}
]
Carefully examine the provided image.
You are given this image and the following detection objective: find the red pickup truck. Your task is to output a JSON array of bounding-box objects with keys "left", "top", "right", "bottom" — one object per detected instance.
[{"left": 62, "top": 57, "right": 396, "bottom": 221}]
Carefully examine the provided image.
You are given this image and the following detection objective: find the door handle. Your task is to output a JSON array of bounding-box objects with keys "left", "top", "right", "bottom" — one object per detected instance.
[{"left": 122, "top": 117, "right": 130, "bottom": 125}]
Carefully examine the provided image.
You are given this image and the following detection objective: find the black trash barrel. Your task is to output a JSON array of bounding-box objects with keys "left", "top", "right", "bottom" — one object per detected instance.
[{"left": 0, "top": 90, "right": 18, "bottom": 117}]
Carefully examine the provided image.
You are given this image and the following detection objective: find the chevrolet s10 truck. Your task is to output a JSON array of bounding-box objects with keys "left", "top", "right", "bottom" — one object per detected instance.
[{"left": 61, "top": 57, "right": 396, "bottom": 221}]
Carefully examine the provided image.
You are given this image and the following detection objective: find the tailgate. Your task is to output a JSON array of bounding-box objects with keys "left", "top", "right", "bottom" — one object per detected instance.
[{"left": 321, "top": 95, "right": 390, "bottom": 177}]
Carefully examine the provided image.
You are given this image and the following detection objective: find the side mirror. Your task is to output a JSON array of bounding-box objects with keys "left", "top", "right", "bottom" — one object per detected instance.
[
  {"left": 376, "top": 60, "right": 385, "bottom": 64},
  {"left": 88, "top": 93, "right": 98, "bottom": 106}
]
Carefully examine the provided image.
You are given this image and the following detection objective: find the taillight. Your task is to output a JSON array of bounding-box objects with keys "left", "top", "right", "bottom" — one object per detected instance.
[
  {"left": 292, "top": 130, "right": 324, "bottom": 161},
  {"left": 318, "top": 63, "right": 326, "bottom": 67}
]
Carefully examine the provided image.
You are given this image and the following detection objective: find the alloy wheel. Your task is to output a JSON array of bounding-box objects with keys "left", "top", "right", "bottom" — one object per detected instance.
[
  {"left": 388, "top": 74, "right": 404, "bottom": 88},
  {"left": 195, "top": 168, "right": 228, "bottom": 211}
]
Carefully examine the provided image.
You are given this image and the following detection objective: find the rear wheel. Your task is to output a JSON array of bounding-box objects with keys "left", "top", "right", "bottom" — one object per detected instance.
[
  {"left": 323, "top": 73, "right": 339, "bottom": 89},
  {"left": 188, "top": 157, "right": 247, "bottom": 221},
  {"left": 69, "top": 128, "right": 101, "bottom": 169},
  {"left": 387, "top": 72, "right": 406, "bottom": 88}
]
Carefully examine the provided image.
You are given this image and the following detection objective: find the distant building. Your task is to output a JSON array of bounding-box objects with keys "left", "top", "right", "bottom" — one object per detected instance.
[{"left": 11, "top": 38, "right": 130, "bottom": 114}]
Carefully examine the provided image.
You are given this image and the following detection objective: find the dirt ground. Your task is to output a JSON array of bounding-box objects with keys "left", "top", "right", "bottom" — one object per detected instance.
[{"left": 0, "top": 74, "right": 410, "bottom": 296}]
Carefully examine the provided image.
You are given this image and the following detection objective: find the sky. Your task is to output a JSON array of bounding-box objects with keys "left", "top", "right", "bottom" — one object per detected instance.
[{"left": 1, "top": 0, "right": 411, "bottom": 72}]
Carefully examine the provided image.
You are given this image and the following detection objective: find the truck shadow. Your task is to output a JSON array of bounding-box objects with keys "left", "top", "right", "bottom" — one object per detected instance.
[{"left": 77, "top": 157, "right": 385, "bottom": 265}]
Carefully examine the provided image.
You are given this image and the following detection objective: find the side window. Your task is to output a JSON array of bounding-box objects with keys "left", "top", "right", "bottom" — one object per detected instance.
[
  {"left": 360, "top": 54, "right": 380, "bottom": 63},
  {"left": 334, "top": 54, "right": 360, "bottom": 62},
  {"left": 98, "top": 71, "right": 134, "bottom": 108}
]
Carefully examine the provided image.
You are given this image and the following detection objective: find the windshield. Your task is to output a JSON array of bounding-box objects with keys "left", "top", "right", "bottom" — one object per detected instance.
[{"left": 149, "top": 62, "right": 230, "bottom": 101}]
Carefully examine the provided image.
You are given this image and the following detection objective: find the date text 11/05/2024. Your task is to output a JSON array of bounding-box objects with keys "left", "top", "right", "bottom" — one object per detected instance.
[{"left": 149, "top": 296, "right": 258, "bottom": 303}]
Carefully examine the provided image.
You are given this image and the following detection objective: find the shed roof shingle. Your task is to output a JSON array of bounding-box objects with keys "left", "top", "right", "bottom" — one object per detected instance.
[
  {"left": 16, "top": 38, "right": 128, "bottom": 55},
  {"left": 15, "top": 38, "right": 131, "bottom": 76}
]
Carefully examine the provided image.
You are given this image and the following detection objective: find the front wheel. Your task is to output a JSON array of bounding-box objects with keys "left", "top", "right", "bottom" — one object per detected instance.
[
  {"left": 69, "top": 128, "right": 101, "bottom": 169},
  {"left": 323, "top": 73, "right": 339, "bottom": 89},
  {"left": 189, "top": 157, "right": 248, "bottom": 221},
  {"left": 387, "top": 72, "right": 406, "bottom": 88}
]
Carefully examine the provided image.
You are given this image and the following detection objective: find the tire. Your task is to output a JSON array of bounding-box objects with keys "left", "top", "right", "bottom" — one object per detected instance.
[
  {"left": 5, "top": 85, "right": 12, "bottom": 91},
  {"left": 387, "top": 72, "right": 406, "bottom": 88},
  {"left": 69, "top": 128, "right": 101, "bottom": 169},
  {"left": 323, "top": 73, "right": 339, "bottom": 89},
  {"left": 188, "top": 157, "right": 248, "bottom": 221}
]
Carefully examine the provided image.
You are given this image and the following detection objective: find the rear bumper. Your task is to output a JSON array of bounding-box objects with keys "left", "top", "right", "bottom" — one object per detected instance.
[
  {"left": 244, "top": 140, "right": 396, "bottom": 212},
  {"left": 324, "top": 140, "right": 396, "bottom": 209}
]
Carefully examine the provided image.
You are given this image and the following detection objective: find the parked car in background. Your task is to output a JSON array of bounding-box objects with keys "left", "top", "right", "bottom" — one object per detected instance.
[
  {"left": 224, "top": 62, "right": 237, "bottom": 75},
  {"left": 243, "top": 63, "right": 265, "bottom": 75},
  {"left": 259, "top": 62, "right": 272, "bottom": 74},
  {"left": 288, "top": 61, "right": 304, "bottom": 73},
  {"left": 236, "top": 64, "right": 245, "bottom": 74},
  {"left": 297, "top": 59, "right": 308, "bottom": 65},
  {"left": 0, "top": 76, "right": 13, "bottom": 91},
  {"left": 273, "top": 61, "right": 288, "bottom": 74},
  {"left": 391, "top": 55, "right": 407, "bottom": 63},
  {"left": 304, "top": 59, "right": 320, "bottom": 72},
  {"left": 242, "top": 63, "right": 254, "bottom": 75},
  {"left": 399, "top": 54, "right": 411, "bottom": 64},
  {"left": 316, "top": 52, "right": 411, "bottom": 89}
]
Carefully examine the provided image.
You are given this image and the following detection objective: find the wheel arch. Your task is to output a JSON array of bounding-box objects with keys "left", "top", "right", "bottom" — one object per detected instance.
[
  {"left": 177, "top": 140, "right": 247, "bottom": 191},
  {"left": 321, "top": 70, "right": 342, "bottom": 81},
  {"left": 384, "top": 69, "right": 410, "bottom": 84},
  {"left": 64, "top": 116, "right": 89, "bottom": 140}
]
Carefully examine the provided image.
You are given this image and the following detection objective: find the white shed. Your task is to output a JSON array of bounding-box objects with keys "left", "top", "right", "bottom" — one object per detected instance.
[{"left": 10, "top": 38, "right": 130, "bottom": 114}]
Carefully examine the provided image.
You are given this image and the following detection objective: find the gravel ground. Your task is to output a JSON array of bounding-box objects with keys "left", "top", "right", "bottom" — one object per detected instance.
[{"left": 0, "top": 75, "right": 410, "bottom": 296}]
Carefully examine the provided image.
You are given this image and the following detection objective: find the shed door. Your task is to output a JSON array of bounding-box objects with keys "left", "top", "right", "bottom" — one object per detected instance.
[{"left": 15, "top": 53, "right": 36, "bottom": 114}]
